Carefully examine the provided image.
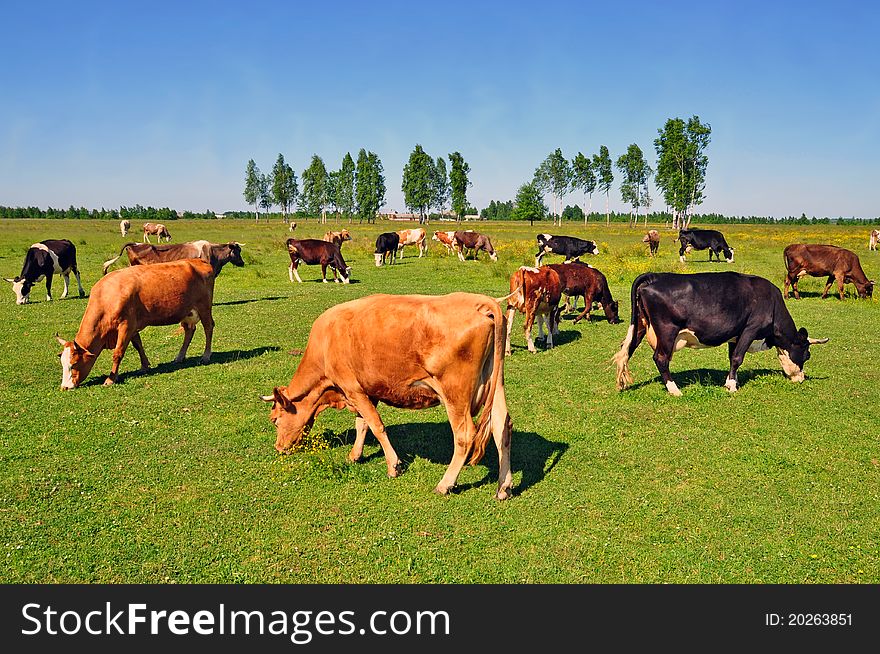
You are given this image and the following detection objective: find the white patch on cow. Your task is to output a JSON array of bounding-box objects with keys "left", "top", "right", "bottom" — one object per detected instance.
[
  {"left": 685, "top": 245, "right": 694, "bottom": 253},
  {"left": 665, "top": 380, "right": 683, "bottom": 396},
  {"left": 520, "top": 266, "right": 540, "bottom": 273},
  {"left": 776, "top": 348, "right": 804, "bottom": 382},
  {"left": 32, "top": 243, "right": 62, "bottom": 273},
  {"left": 11, "top": 279, "right": 27, "bottom": 304},
  {"left": 374, "top": 253, "right": 383, "bottom": 267},
  {"left": 181, "top": 308, "right": 200, "bottom": 327},
  {"left": 796, "top": 270, "right": 808, "bottom": 278},
  {"left": 60, "top": 345, "right": 74, "bottom": 390},
  {"left": 675, "top": 328, "right": 713, "bottom": 351},
  {"left": 679, "top": 255, "right": 686, "bottom": 263},
  {"left": 724, "top": 378, "right": 738, "bottom": 392},
  {"left": 747, "top": 339, "right": 769, "bottom": 353},
  {"left": 726, "top": 256, "right": 734, "bottom": 263},
  {"left": 191, "top": 240, "right": 212, "bottom": 258},
  {"left": 540, "top": 234, "right": 552, "bottom": 242},
  {"left": 590, "top": 244, "right": 599, "bottom": 255},
  {"left": 645, "top": 323, "right": 658, "bottom": 350}
]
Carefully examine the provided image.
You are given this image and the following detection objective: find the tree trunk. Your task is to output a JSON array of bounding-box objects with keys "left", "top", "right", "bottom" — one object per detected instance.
[{"left": 605, "top": 193, "right": 610, "bottom": 227}]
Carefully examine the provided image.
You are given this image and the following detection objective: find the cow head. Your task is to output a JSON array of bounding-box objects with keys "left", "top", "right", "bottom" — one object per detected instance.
[
  {"left": 776, "top": 327, "right": 827, "bottom": 383},
  {"left": 588, "top": 241, "right": 599, "bottom": 255},
  {"left": 5, "top": 276, "right": 32, "bottom": 304},
  {"left": 339, "top": 265, "right": 352, "bottom": 283},
  {"left": 724, "top": 247, "right": 735, "bottom": 263},
  {"left": 261, "top": 387, "right": 316, "bottom": 452},
  {"left": 604, "top": 300, "right": 621, "bottom": 324},
  {"left": 857, "top": 279, "right": 874, "bottom": 299},
  {"left": 226, "top": 243, "right": 245, "bottom": 267},
  {"left": 374, "top": 253, "right": 383, "bottom": 267},
  {"left": 56, "top": 335, "right": 98, "bottom": 390},
  {"left": 340, "top": 230, "right": 352, "bottom": 242}
]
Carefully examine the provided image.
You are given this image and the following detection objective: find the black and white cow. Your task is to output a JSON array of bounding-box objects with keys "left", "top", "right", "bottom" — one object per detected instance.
[
  {"left": 613, "top": 271, "right": 827, "bottom": 396},
  {"left": 5, "top": 240, "right": 86, "bottom": 305},
  {"left": 676, "top": 228, "right": 734, "bottom": 263},
  {"left": 535, "top": 234, "right": 599, "bottom": 266},
  {"left": 374, "top": 232, "right": 400, "bottom": 267}
]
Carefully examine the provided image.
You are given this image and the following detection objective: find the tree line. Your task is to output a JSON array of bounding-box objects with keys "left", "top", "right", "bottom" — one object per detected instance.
[{"left": 0, "top": 205, "right": 216, "bottom": 221}]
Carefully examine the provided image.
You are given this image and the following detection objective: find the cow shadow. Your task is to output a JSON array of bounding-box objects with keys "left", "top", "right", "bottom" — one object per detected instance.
[
  {"left": 214, "top": 296, "right": 285, "bottom": 306},
  {"left": 347, "top": 421, "right": 568, "bottom": 496},
  {"left": 628, "top": 366, "right": 827, "bottom": 392},
  {"left": 79, "top": 346, "right": 281, "bottom": 387},
  {"left": 507, "top": 329, "right": 582, "bottom": 353}
]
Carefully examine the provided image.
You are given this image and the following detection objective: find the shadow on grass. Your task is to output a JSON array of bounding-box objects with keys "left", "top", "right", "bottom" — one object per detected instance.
[
  {"left": 80, "top": 346, "right": 280, "bottom": 387},
  {"left": 507, "top": 329, "right": 582, "bottom": 353},
  {"left": 347, "top": 421, "right": 567, "bottom": 496},
  {"left": 626, "top": 366, "right": 828, "bottom": 392},
  {"left": 214, "top": 296, "right": 286, "bottom": 306}
]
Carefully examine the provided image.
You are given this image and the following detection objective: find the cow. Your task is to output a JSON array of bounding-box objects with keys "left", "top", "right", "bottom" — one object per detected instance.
[
  {"left": 869, "top": 229, "right": 879, "bottom": 251},
  {"left": 322, "top": 229, "right": 352, "bottom": 248},
  {"left": 261, "top": 292, "right": 513, "bottom": 499},
  {"left": 676, "top": 228, "right": 734, "bottom": 263},
  {"left": 289, "top": 221, "right": 297, "bottom": 233},
  {"left": 143, "top": 222, "right": 172, "bottom": 243},
  {"left": 534, "top": 234, "right": 599, "bottom": 266},
  {"left": 453, "top": 230, "right": 498, "bottom": 262},
  {"left": 642, "top": 229, "right": 660, "bottom": 256},
  {"left": 102, "top": 240, "right": 244, "bottom": 276},
  {"left": 432, "top": 230, "right": 457, "bottom": 255},
  {"left": 374, "top": 232, "right": 400, "bottom": 267},
  {"left": 504, "top": 266, "right": 562, "bottom": 354},
  {"left": 56, "top": 258, "right": 216, "bottom": 389},
  {"left": 5, "top": 240, "right": 86, "bottom": 305},
  {"left": 783, "top": 244, "right": 874, "bottom": 300},
  {"left": 120, "top": 220, "right": 131, "bottom": 237},
  {"left": 396, "top": 228, "right": 427, "bottom": 258},
  {"left": 547, "top": 262, "right": 620, "bottom": 324},
  {"left": 613, "top": 271, "right": 828, "bottom": 396},
  {"left": 286, "top": 238, "right": 351, "bottom": 283}
]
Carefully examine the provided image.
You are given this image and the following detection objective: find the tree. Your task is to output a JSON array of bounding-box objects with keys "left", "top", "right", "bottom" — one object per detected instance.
[
  {"left": 593, "top": 146, "right": 614, "bottom": 226},
  {"left": 258, "top": 173, "right": 272, "bottom": 218},
  {"left": 448, "top": 151, "right": 471, "bottom": 221},
  {"left": 337, "top": 152, "right": 356, "bottom": 223},
  {"left": 616, "top": 144, "right": 652, "bottom": 228},
  {"left": 301, "top": 155, "right": 329, "bottom": 222},
  {"left": 243, "top": 159, "right": 262, "bottom": 222},
  {"left": 654, "top": 115, "right": 712, "bottom": 229},
  {"left": 571, "top": 152, "right": 596, "bottom": 225},
  {"left": 401, "top": 144, "right": 435, "bottom": 224},
  {"left": 533, "top": 148, "right": 571, "bottom": 226},
  {"left": 327, "top": 169, "right": 340, "bottom": 221},
  {"left": 271, "top": 154, "right": 298, "bottom": 224},
  {"left": 432, "top": 156, "right": 449, "bottom": 218},
  {"left": 356, "top": 149, "right": 385, "bottom": 224},
  {"left": 513, "top": 182, "right": 547, "bottom": 227}
]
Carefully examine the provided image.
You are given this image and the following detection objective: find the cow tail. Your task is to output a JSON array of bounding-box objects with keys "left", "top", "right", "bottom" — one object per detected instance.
[
  {"left": 101, "top": 243, "right": 135, "bottom": 275},
  {"left": 469, "top": 298, "right": 507, "bottom": 466},
  {"left": 612, "top": 272, "right": 656, "bottom": 390}
]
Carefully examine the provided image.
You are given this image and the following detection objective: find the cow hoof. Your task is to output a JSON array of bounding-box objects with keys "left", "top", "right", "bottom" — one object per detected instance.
[
  {"left": 433, "top": 484, "right": 452, "bottom": 496},
  {"left": 495, "top": 487, "right": 512, "bottom": 501},
  {"left": 387, "top": 462, "right": 403, "bottom": 478},
  {"left": 173, "top": 356, "right": 184, "bottom": 364},
  {"left": 140, "top": 363, "right": 151, "bottom": 371},
  {"left": 724, "top": 379, "right": 738, "bottom": 393},
  {"left": 201, "top": 355, "right": 211, "bottom": 364},
  {"left": 103, "top": 377, "right": 115, "bottom": 386}
]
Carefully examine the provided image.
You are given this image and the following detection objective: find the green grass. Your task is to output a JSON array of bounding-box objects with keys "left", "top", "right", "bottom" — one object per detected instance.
[{"left": 1, "top": 218, "right": 878, "bottom": 583}]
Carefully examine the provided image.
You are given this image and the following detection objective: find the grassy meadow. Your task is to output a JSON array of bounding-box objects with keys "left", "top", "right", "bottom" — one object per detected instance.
[{"left": 1, "top": 218, "right": 878, "bottom": 583}]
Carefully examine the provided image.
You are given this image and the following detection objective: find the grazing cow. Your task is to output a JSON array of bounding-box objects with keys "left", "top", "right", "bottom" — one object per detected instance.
[
  {"left": 142, "top": 222, "right": 172, "bottom": 243},
  {"left": 642, "top": 229, "right": 660, "bottom": 256},
  {"left": 613, "top": 271, "right": 827, "bottom": 396},
  {"left": 322, "top": 229, "right": 352, "bottom": 248},
  {"left": 783, "top": 244, "right": 874, "bottom": 300},
  {"left": 432, "top": 230, "right": 457, "bottom": 255},
  {"left": 453, "top": 230, "right": 498, "bottom": 262},
  {"left": 547, "top": 262, "right": 620, "bottom": 324},
  {"left": 396, "top": 228, "right": 428, "bottom": 258},
  {"left": 676, "top": 228, "right": 734, "bottom": 263},
  {"left": 287, "top": 238, "right": 351, "bottom": 283},
  {"left": 261, "top": 292, "right": 513, "bottom": 499},
  {"left": 289, "top": 221, "right": 297, "bottom": 233},
  {"left": 374, "top": 232, "right": 400, "bottom": 266},
  {"left": 534, "top": 234, "right": 599, "bottom": 266},
  {"left": 102, "top": 240, "right": 244, "bottom": 276},
  {"left": 56, "top": 259, "right": 216, "bottom": 389},
  {"left": 120, "top": 220, "right": 131, "bottom": 237},
  {"left": 869, "top": 229, "right": 879, "bottom": 251},
  {"left": 5, "top": 240, "right": 86, "bottom": 304},
  {"left": 504, "top": 266, "right": 562, "bottom": 354}
]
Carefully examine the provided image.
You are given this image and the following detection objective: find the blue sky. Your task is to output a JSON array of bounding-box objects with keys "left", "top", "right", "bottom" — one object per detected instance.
[{"left": 1, "top": 0, "right": 878, "bottom": 217}]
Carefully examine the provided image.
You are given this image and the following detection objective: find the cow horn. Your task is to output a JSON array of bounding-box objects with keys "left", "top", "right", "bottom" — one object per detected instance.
[
  {"left": 260, "top": 394, "right": 274, "bottom": 402},
  {"left": 54, "top": 333, "right": 67, "bottom": 346},
  {"left": 3, "top": 277, "right": 14, "bottom": 283},
  {"left": 495, "top": 283, "right": 524, "bottom": 304},
  {"left": 808, "top": 337, "right": 829, "bottom": 345},
  {"left": 234, "top": 242, "right": 245, "bottom": 246}
]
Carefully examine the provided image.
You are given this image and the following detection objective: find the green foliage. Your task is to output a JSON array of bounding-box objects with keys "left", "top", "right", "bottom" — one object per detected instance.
[
  {"left": 561, "top": 204, "right": 584, "bottom": 221},
  {"left": 481, "top": 199, "right": 515, "bottom": 220},
  {"left": 654, "top": 115, "right": 712, "bottom": 226},
  {"left": 448, "top": 151, "right": 471, "bottom": 220},
  {"left": 513, "top": 181, "right": 547, "bottom": 224},
  {"left": 616, "top": 144, "right": 653, "bottom": 222},
  {"left": 301, "top": 155, "right": 329, "bottom": 219},
  {"left": 337, "top": 153, "right": 356, "bottom": 220},
  {"left": 355, "top": 149, "right": 385, "bottom": 223},
  {"left": 432, "top": 157, "right": 449, "bottom": 216},
  {"left": 401, "top": 144, "right": 435, "bottom": 222},
  {"left": 243, "top": 159, "right": 262, "bottom": 219},
  {"left": 271, "top": 154, "right": 298, "bottom": 221}
]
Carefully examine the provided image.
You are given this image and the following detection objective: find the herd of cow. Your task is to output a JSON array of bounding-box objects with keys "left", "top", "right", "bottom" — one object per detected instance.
[{"left": 4, "top": 222, "right": 876, "bottom": 499}]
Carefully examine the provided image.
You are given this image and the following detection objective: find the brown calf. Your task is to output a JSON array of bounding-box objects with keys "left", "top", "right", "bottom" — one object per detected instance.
[
  {"left": 142, "top": 222, "right": 171, "bottom": 243},
  {"left": 783, "top": 243, "right": 874, "bottom": 300},
  {"left": 102, "top": 240, "right": 244, "bottom": 275},
  {"left": 547, "top": 262, "right": 620, "bottom": 324},
  {"left": 396, "top": 228, "right": 427, "bottom": 258},
  {"left": 56, "top": 259, "right": 216, "bottom": 389},
  {"left": 869, "top": 229, "right": 879, "bottom": 251},
  {"left": 453, "top": 230, "right": 498, "bottom": 262},
  {"left": 504, "top": 266, "right": 562, "bottom": 354},
  {"left": 642, "top": 229, "right": 660, "bottom": 256},
  {"left": 432, "top": 230, "right": 456, "bottom": 255},
  {"left": 322, "top": 229, "right": 352, "bottom": 248}
]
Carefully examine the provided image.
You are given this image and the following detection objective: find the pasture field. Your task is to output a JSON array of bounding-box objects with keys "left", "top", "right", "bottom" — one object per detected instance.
[{"left": 1, "top": 218, "right": 878, "bottom": 583}]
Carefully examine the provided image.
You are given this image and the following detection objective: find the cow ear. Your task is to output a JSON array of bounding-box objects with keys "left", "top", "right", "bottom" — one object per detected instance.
[
  {"left": 73, "top": 341, "right": 86, "bottom": 354},
  {"left": 54, "top": 334, "right": 67, "bottom": 347},
  {"left": 798, "top": 327, "right": 809, "bottom": 342},
  {"left": 273, "top": 387, "right": 296, "bottom": 413}
]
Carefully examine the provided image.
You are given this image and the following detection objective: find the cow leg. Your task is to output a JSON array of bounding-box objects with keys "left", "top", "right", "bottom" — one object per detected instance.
[
  {"left": 651, "top": 327, "right": 681, "bottom": 396},
  {"left": 348, "top": 415, "right": 370, "bottom": 462},
  {"left": 821, "top": 275, "right": 835, "bottom": 299},
  {"left": 679, "top": 244, "right": 687, "bottom": 263},
  {"left": 836, "top": 275, "right": 846, "bottom": 300},
  {"left": 783, "top": 273, "right": 793, "bottom": 298},
  {"left": 572, "top": 304, "right": 592, "bottom": 324},
  {"left": 504, "top": 306, "right": 516, "bottom": 355},
  {"left": 534, "top": 249, "right": 544, "bottom": 267},
  {"left": 174, "top": 323, "right": 197, "bottom": 363},
  {"left": 73, "top": 266, "right": 85, "bottom": 297},
  {"left": 45, "top": 274, "right": 53, "bottom": 302},
  {"left": 457, "top": 247, "right": 465, "bottom": 262},
  {"left": 792, "top": 274, "right": 802, "bottom": 300},
  {"left": 199, "top": 305, "right": 214, "bottom": 362},
  {"left": 321, "top": 263, "right": 328, "bottom": 283},
  {"left": 105, "top": 326, "right": 133, "bottom": 385},
  {"left": 290, "top": 262, "right": 303, "bottom": 283},
  {"left": 725, "top": 334, "right": 757, "bottom": 393},
  {"left": 61, "top": 272, "right": 70, "bottom": 299},
  {"left": 130, "top": 332, "right": 150, "bottom": 370},
  {"left": 348, "top": 394, "right": 400, "bottom": 477},
  {"left": 435, "top": 403, "right": 477, "bottom": 496},
  {"left": 490, "top": 384, "right": 513, "bottom": 500},
  {"left": 524, "top": 311, "right": 537, "bottom": 353}
]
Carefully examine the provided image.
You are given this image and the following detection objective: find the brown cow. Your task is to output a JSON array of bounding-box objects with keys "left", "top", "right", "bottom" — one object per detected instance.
[
  {"left": 261, "top": 292, "right": 513, "bottom": 499},
  {"left": 287, "top": 238, "right": 351, "bottom": 283},
  {"left": 504, "top": 266, "right": 562, "bottom": 354},
  {"left": 322, "top": 229, "right": 352, "bottom": 248},
  {"left": 453, "top": 230, "right": 498, "bottom": 262},
  {"left": 642, "top": 229, "right": 660, "bottom": 256},
  {"left": 783, "top": 244, "right": 874, "bottom": 300},
  {"left": 102, "top": 240, "right": 244, "bottom": 275},
  {"left": 432, "top": 230, "right": 456, "bottom": 255},
  {"left": 142, "top": 222, "right": 171, "bottom": 243},
  {"left": 869, "top": 229, "right": 879, "bottom": 251},
  {"left": 396, "top": 227, "right": 427, "bottom": 258},
  {"left": 547, "top": 262, "right": 620, "bottom": 324},
  {"left": 56, "top": 259, "right": 216, "bottom": 389},
  {"left": 289, "top": 221, "right": 298, "bottom": 233}
]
